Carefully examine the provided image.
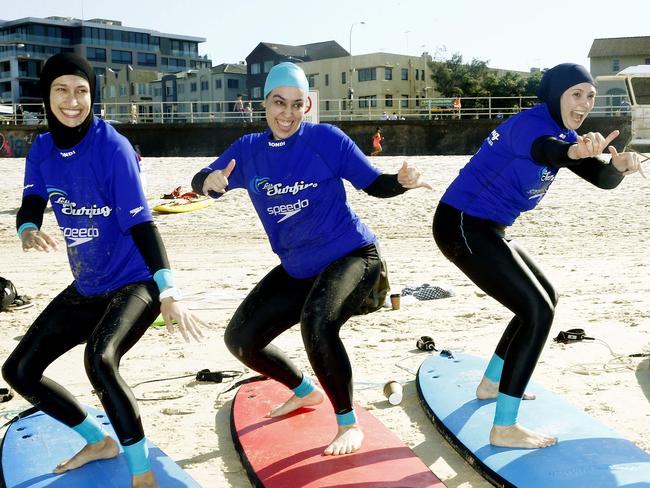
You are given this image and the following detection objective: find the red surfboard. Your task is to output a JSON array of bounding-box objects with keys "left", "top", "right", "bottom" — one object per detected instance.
[{"left": 230, "top": 378, "right": 443, "bottom": 487}]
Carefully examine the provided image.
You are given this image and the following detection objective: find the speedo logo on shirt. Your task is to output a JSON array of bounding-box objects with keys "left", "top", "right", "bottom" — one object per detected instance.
[
  {"left": 60, "top": 226, "right": 99, "bottom": 247},
  {"left": 268, "top": 198, "right": 309, "bottom": 223},
  {"left": 250, "top": 176, "right": 318, "bottom": 196}
]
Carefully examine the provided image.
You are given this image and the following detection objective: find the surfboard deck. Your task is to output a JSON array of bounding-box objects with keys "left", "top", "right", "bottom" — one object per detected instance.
[
  {"left": 0, "top": 406, "right": 200, "bottom": 487},
  {"left": 416, "top": 352, "right": 650, "bottom": 488},
  {"left": 152, "top": 196, "right": 214, "bottom": 213},
  {"left": 231, "top": 378, "right": 443, "bottom": 488}
]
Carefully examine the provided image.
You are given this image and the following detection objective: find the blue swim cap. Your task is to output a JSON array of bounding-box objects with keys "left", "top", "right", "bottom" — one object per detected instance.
[{"left": 263, "top": 62, "right": 309, "bottom": 98}]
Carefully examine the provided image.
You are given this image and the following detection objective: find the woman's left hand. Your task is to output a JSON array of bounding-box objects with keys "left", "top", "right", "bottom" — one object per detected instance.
[
  {"left": 608, "top": 146, "right": 646, "bottom": 177},
  {"left": 570, "top": 130, "right": 620, "bottom": 159},
  {"left": 160, "top": 298, "right": 206, "bottom": 342},
  {"left": 397, "top": 161, "right": 432, "bottom": 190}
]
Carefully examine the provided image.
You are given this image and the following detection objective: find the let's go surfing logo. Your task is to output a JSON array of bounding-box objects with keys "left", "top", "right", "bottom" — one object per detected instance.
[
  {"left": 249, "top": 176, "right": 318, "bottom": 196},
  {"left": 48, "top": 187, "right": 111, "bottom": 247}
]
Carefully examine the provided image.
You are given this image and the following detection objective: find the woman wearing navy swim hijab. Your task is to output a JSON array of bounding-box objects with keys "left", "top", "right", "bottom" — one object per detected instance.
[
  {"left": 2, "top": 53, "right": 204, "bottom": 488},
  {"left": 192, "top": 62, "right": 430, "bottom": 455},
  {"left": 433, "top": 63, "right": 644, "bottom": 449}
]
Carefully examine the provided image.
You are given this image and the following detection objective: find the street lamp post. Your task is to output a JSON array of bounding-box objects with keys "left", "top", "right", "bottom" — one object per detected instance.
[{"left": 348, "top": 21, "right": 365, "bottom": 120}]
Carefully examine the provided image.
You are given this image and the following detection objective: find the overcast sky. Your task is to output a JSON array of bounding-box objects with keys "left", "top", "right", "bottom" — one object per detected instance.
[{"left": 3, "top": 0, "right": 648, "bottom": 72}]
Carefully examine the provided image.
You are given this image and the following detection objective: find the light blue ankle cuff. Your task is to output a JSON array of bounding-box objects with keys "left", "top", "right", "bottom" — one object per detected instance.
[
  {"left": 336, "top": 410, "right": 357, "bottom": 426},
  {"left": 122, "top": 438, "right": 151, "bottom": 475},
  {"left": 484, "top": 354, "right": 504, "bottom": 383},
  {"left": 72, "top": 413, "right": 107, "bottom": 445},
  {"left": 292, "top": 374, "right": 315, "bottom": 398},
  {"left": 494, "top": 392, "right": 521, "bottom": 426}
]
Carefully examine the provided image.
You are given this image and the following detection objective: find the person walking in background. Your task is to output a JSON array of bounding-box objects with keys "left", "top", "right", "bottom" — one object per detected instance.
[
  {"left": 370, "top": 127, "right": 383, "bottom": 156},
  {"left": 2, "top": 53, "right": 204, "bottom": 488},
  {"left": 233, "top": 94, "right": 245, "bottom": 123},
  {"left": 432, "top": 63, "right": 644, "bottom": 450},
  {"left": 192, "top": 62, "right": 430, "bottom": 456}
]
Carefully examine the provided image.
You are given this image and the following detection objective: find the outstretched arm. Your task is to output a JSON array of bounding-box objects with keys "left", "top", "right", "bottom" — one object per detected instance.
[{"left": 363, "top": 161, "right": 431, "bottom": 198}]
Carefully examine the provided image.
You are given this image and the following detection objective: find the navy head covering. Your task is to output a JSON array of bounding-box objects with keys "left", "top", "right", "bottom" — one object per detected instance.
[
  {"left": 537, "top": 63, "right": 594, "bottom": 129},
  {"left": 40, "top": 52, "right": 96, "bottom": 149}
]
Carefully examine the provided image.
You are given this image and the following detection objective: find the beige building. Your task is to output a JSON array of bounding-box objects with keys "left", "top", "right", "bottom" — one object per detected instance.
[
  {"left": 589, "top": 37, "right": 650, "bottom": 78},
  {"left": 99, "top": 66, "right": 159, "bottom": 122},
  {"left": 298, "top": 52, "right": 433, "bottom": 120}
]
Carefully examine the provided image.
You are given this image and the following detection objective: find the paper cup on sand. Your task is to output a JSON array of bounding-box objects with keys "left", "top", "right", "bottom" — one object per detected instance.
[{"left": 383, "top": 381, "right": 402, "bottom": 405}]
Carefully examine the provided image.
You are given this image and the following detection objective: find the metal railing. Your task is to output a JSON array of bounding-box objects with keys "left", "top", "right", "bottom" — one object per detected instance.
[{"left": 0, "top": 95, "right": 635, "bottom": 125}]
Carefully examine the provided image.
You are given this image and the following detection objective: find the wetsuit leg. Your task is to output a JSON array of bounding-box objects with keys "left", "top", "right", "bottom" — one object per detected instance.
[
  {"left": 84, "top": 281, "right": 159, "bottom": 446},
  {"left": 2, "top": 285, "right": 105, "bottom": 427},
  {"left": 433, "top": 203, "right": 555, "bottom": 398},
  {"left": 224, "top": 265, "right": 313, "bottom": 388},
  {"left": 301, "top": 244, "right": 381, "bottom": 414}
]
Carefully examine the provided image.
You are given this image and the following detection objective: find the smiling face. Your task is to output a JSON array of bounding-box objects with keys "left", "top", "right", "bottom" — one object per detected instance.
[
  {"left": 560, "top": 82, "right": 596, "bottom": 130},
  {"left": 49, "top": 74, "right": 91, "bottom": 128},
  {"left": 264, "top": 86, "right": 306, "bottom": 140}
]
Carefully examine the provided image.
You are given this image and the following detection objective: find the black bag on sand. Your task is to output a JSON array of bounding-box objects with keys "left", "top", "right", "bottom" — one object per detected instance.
[
  {"left": 354, "top": 259, "right": 390, "bottom": 315},
  {"left": 1, "top": 277, "right": 17, "bottom": 311}
]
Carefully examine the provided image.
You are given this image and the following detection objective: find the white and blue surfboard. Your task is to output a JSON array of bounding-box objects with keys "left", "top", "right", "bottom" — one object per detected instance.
[
  {"left": 0, "top": 406, "right": 201, "bottom": 488},
  {"left": 416, "top": 352, "right": 650, "bottom": 487}
]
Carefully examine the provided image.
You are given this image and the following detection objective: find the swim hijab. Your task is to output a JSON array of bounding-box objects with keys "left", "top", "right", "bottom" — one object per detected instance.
[
  {"left": 537, "top": 63, "right": 594, "bottom": 129},
  {"left": 40, "top": 53, "right": 96, "bottom": 149},
  {"left": 263, "top": 62, "right": 309, "bottom": 98}
]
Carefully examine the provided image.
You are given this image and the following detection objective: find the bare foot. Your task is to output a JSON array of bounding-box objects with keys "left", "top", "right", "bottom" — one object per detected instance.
[
  {"left": 266, "top": 388, "right": 325, "bottom": 418},
  {"left": 323, "top": 425, "right": 364, "bottom": 455},
  {"left": 476, "top": 377, "right": 536, "bottom": 400},
  {"left": 53, "top": 435, "right": 119, "bottom": 474},
  {"left": 132, "top": 470, "right": 159, "bottom": 488},
  {"left": 490, "top": 424, "right": 557, "bottom": 448}
]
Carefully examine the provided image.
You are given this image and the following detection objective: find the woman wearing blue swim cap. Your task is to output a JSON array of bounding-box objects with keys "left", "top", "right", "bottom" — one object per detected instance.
[
  {"left": 193, "top": 62, "right": 431, "bottom": 455},
  {"left": 432, "top": 63, "right": 644, "bottom": 449}
]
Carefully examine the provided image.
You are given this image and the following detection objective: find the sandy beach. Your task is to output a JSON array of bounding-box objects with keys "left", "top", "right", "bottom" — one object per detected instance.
[{"left": 1, "top": 153, "right": 649, "bottom": 487}]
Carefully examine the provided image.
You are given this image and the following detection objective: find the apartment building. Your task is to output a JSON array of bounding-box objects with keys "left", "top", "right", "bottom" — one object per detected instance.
[{"left": 0, "top": 16, "right": 211, "bottom": 107}]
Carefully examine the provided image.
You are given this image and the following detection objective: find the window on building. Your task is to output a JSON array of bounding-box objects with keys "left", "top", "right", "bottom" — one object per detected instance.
[
  {"left": 165, "top": 85, "right": 173, "bottom": 96},
  {"left": 421, "top": 69, "right": 425, "bottom": 81},
  {"left": 341, "top": 71, "right": 346, "bottom": 84},
  {"left": 401, "top": 95, "right": 408, "bottom": 108},
  {"left": 645, "top": 58, "right": 650, "bottom": 65},
  {"left": 385, "top": 94, "right": 393, "bottom": 107},
  {"left": 108, "top": 85, "right": 116, "bottom": 98},
  {"left": 264, "top": 60, "right": 274, "bottom": 73},
  {"left": 178, "top": 85, "right": 184, "bottom": 94},
  {"left": 119, "top": 84, "right": 127, "bottom": 97},
  {"left": 325, "top": 100, "right": 330, "bottom": 110},
  {"left": 308, "top": 74, "right": 315, "bottom": 88},
  {"left": 215, "top": 79, "right": 222, "bottom": 89},
  {"left": 253, "top": 86, "right": 262, "bottom": 99},
  {"left": 401, "top": 68, "right": 408, "bottom": 80},
  {"left": 385, "top": 67, "right": 392, "bottom": 80},
  {"left": 86, "top": 47, "right": 106, "bottom": 62},
  {"left": 358, "top": 95, "right": 377, "bottom": 108},
  {"left": 227, "top": 79, "right": 239, "bottom": 89},
  {"left": 416, "top": 70, "right": 419, "bottom": 81},
  {"left": 415, "top": 95, "right": 420, "bottom": 106},
  {"left": 111, "top": 49, "right": 132, "bottom": 64},
  {"left": 358, "top": 67, "right": 376, "bottom": 82},
  {"left": 612, "top": 59, "right": 620, "bottom": 72},
  {"left": 251, "top": 63, "right": 261, "bottom": 74},
  {"left": 137, "top": 52, "right": 156, "bottom": 67},
  {"left": 201, "top": 80, "right": 209, "bottom": 90},
  {"left": 325, "top": 74, "right": 329, "bottom": 86},
  {"left": 202, "top": 104, "right": 210, "bottom": 112},
  {"left": 190, "top": 82, "right": 197, "bottom": 92}
]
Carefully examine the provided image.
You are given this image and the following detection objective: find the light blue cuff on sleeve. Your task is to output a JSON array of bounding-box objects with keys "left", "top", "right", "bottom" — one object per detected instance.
[
  {"left": 17, "top": 222, "right": 38, "bottom": 241},
  {"left": 153, "top": 268, "right": 174, "bottom": 292}
]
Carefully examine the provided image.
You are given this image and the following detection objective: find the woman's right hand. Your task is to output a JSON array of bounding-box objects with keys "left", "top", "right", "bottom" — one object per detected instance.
[
  {"left": 21, "top": 228, "right": 59, "bottom": 252},
  {"left": 202, "top": 159, "right": 236, "bottom": 195}
]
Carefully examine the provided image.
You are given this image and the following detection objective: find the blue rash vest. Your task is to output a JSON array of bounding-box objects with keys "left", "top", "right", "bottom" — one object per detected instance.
[
  {"left": 441, "top": 104, "right": 578, "bottom": 226},
  {"left": 22, "top": 117, "right": 153, "bottom": 296},
  {"left": 202, "top": 122, "right": 381, "bottom": 278}
]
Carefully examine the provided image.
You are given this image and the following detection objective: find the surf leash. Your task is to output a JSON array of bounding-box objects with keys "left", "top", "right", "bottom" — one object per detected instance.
[{"left": 553, "top": 328, "right": 594, "bottom": 344}]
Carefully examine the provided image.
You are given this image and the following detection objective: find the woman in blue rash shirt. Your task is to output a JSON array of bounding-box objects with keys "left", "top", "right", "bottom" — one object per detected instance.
[
  {"left": 192, "top": 62, "right": 431, "bottom": 456},
  {"left": 2, "top": 53, "right": 204, "bottom": 488},
  {"left": 433, "top": 63, "right": 644, "bottom": 449}
]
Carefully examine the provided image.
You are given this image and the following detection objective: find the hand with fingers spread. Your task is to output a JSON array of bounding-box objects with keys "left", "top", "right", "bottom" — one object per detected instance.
[
  {"left": 609, "top": 146, "right": 646, "bottom": 178},
  {"left": 203, "top": 159, "right": 236, "bottom": 195},
  {"left": 20, "top": 228, "right": 60, "bottom": 252},
  {"left": 397, "top": 161, "right": 433, "bottom": 190},
  {"left": 160, "top": 298, "right": 206, "bottom": 343},
  {"left": 568, "top": 130, "right": 619, "bottom": 159}
]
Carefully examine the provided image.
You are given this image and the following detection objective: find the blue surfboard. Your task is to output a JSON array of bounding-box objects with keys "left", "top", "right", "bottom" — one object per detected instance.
[
  {"left": 416, "top": 352, "right": 650, "bottom": 487},
  {"left": 0, "top": 406, "right": 200, "bottom": 487}
]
